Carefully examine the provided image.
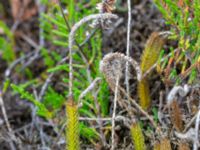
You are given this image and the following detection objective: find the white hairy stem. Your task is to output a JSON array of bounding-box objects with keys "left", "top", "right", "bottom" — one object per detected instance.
[{"left": 125, "top": 0, "right": 132, "bottom": 96}]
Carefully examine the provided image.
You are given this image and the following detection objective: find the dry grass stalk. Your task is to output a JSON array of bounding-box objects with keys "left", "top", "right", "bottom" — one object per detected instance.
[
  {"left": 78, "top": 77, "right": 102, "bottom": 106},
  {"left": 125, "top": 0, "right": 132, "bottom": 96},
  {"left": 193, "top": 110, "right": 200, "bottom": 150},
  {"left": 0, "top": 93, "right": 18, "bottom": 150},
  {"left": 111, "top": 75, "right": 120, "bottom": 150}
]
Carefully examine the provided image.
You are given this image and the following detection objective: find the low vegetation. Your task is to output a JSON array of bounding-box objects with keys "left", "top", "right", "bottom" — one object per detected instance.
[{"left": 0, "top": 0, "right": 199, "bottom": 149}]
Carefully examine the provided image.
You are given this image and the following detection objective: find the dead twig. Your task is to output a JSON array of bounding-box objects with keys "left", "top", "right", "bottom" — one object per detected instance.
[
  {"left": 118, "top": 86, "right": 161, "bottom": 134},
  {"left": 167, "top": 84, "right": 190, "bottom": 105},
  {"left": 0, "top": 91, "right": 17, "bottom": 150},
  {"left": 193, "top": 110, "right": 200, "bottom": 150},
  {"left": 78, "top": 77, "right": 102, "bottom": 106},
  {"left": 184, "top": 113, "right": 198, "bottom": 133},
  {"left": 111, "top": 75, "right": 120, "bottom": 150}
]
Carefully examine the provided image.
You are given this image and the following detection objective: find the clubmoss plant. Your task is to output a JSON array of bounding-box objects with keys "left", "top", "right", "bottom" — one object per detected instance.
[
  {"left": 66, "top": 97, "right": 80, "bottom": 150},
  {"left": 138, "top": 32, "right": 165, "bottom": 109},
  {"left": 130, "top": 122, "right": 146, "bottom": 150},
  {"left": 11, "top": 0, "right": 118, "bottom": 146},
  {"left": 67, "top": 12, "right": 118, "bottom": 149}
]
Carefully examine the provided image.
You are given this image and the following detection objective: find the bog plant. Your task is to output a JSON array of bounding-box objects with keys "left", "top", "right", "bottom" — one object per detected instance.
[
  {"left": 138, "top": 32, "right": 166, "bottom": 109},
  {"left": 66, "top": 98, "right": 80, "bottom": 150},
  {"left": 153, "top": 138, "right": 172, "bottom": 150},
  {"left": 0, "top": 21, "right": 15, "bottom": 62},
  {"left": 7, "top": 0, "right": 200, "bottom": 149},
  {"left": 130, "top": 122, "right": 146, "bottom": 150},
  {"left": 12, "top": 0, "right": 110, "bottom": 148},
  {"left": 154, "top": 0, "right": 200, "bottom": 84}
]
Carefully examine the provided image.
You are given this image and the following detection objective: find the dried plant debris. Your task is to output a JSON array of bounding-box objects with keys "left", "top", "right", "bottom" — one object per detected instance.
[
  {"left": 178, "top": 142, "right": 190, "bottom": 150},
  {"left": 154, "top": 138, "right": 172, "bottom": 150},
  {"left": 170, "top": 100, "right": 183, "bottom": 132},
  {"left": 167, "top": 85, "right": 190, "bottom": 106},
  {"left": 11, "top": 0, "right": 38, "bottom": 21},
  {"left": 100, "top": 52, "right": 141, "bottom": 91},
  {"left": 91, "top": 0, "right": 117, "bottom": 29},
  {"left": 96, "top": 0, "right": 116, "bottom": 13}
]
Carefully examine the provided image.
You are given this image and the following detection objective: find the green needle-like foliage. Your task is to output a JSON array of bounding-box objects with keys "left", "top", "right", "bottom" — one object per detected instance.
[{"left": 154, "top": 0, "right": 200, "bottom": 83}]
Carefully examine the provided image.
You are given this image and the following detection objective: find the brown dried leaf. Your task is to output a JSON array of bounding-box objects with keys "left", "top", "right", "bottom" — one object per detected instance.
[
  {"left": 154, "top": 138, "right": 172, "bottom": 150},
  {"left": 170, "top": 100, "right": 183, "bottom": 131},
  {"left": 10, "top": 0, "right": 20, "bottom": 20},
  {"left": 153, "top": 141, "right": 161, "bottom": 150},
  {"left": 10, "top": 0, "right": 38, "bottom": 21},
  {"left": 178, "top": 0, "right": 184, "bottom": 7},
  {"left": 96, "top": 0, "right": 116, "bottom": 13},
  {"left": 178, "top": 142, "right": 190, "bottom": 150},
  {"left": 161, "top": 138, "right": 172, "bottom": 150}
]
